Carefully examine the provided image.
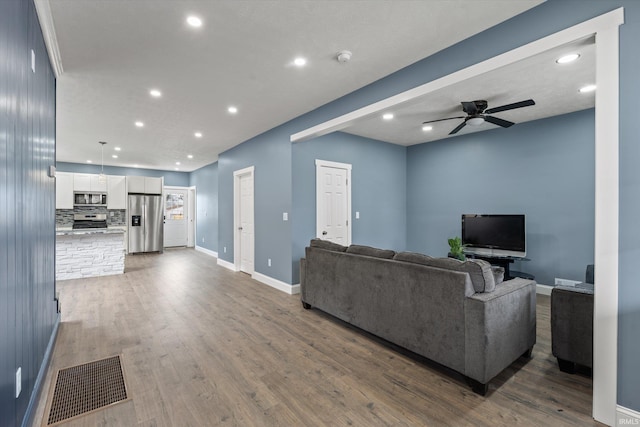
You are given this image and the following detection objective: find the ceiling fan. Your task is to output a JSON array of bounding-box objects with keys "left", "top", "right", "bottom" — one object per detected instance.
[{"left": 423, "top": 99, "right": 536, "bottom": 135}]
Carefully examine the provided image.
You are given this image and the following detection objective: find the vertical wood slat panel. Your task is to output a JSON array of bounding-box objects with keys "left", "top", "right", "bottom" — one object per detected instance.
[{"left": 0, "top": 1, "right": 57, "bottom": 426}]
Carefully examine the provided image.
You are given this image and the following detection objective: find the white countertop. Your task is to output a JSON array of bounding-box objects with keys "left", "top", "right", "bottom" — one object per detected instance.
[{"left": 56, "top": 227, "right": 126, "bottom": 236}]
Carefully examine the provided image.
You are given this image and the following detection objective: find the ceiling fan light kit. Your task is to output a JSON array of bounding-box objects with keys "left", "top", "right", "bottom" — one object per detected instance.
[{"left": 422, "top": 99, "right": 535, "bottom": 135}]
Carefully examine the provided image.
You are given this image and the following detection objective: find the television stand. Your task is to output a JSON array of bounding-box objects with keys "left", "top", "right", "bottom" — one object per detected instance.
[{"left": 464, "top": 253, "right": 533, "bottom": 280}]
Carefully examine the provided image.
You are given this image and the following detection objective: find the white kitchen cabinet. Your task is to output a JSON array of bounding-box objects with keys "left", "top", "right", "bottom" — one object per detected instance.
[
  {"left": 73, "top": 173, "right": 92, "bottom": 192},
  {"left": 55, "top": 172, "right": 74, "bottom": 209},
  {"left": 144, "top": 177, "right": 163, "bottom": 194},
  {"left": 107, "top": 175, "right": 126, "bottom": 209},
  {"left": 73, "top": 173, "right": 107, "bottom": 192},
  {"left": 90, "top": 174, "right": 108, "bottom": 192},
  {"left": 127, "top": 176, "right": 145, "bottom": 193}
]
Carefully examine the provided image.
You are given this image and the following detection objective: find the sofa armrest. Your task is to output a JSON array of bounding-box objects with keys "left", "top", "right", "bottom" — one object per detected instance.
[
  {"left": 300, "top": 257, "right": 307, "bottom": 301},
  {"left": 551, "top": 286, "right": 593, "bottom": 368},
  {"left": 464, "top": 278, "right": 537, "bottom": 384}
]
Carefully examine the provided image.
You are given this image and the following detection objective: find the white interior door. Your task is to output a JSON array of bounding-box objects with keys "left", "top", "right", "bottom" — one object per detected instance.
[
  {"left": 234, "top": 167, "right": 255, "bottom": 274},
  {"left": 316, "top": 160, "right": 351, "bottom": 245},
  {"left": 163, "top": 188, "right": 188, "bottom": 247}
]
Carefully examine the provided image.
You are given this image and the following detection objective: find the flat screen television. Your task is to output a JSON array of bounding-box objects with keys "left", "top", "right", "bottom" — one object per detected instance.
[{"left": 461, "top": 214, "right": 526, "bottom": 258}]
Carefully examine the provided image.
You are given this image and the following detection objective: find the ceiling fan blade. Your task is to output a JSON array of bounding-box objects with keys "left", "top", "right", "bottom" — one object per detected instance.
[
  {"left": 422, "top": 116, "right": 465, "bottom": 125},
  {"left": 484, "top": 115, "right": 514, "bottom": 128},
  {"left": 449, "top": 121, "right": 467, "bottom": 135},
  {"left": 461, "top": 101, "right": 478, "bottom": 115},
  {"left": 484, "top": 99, "right": 535, "bottom": 114}
]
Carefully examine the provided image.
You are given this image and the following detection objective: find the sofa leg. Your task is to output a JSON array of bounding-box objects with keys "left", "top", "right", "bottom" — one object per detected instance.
[
  {"left": 467, "top": 378, "right": 488, "bottom": 396},
  {"left": 557, "top": 358, "right": 576, "bottom": 374},
  {"left": 522, "top": 347, "right": 533, "bottom": 359},
  {"left": 301, "top": 301, "right": 312, "bottom": 309}
]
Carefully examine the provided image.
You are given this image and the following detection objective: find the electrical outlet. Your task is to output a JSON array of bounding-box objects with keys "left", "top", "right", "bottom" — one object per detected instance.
[
  {"left": 202, "top": 237, "right": 205, "bottom": 243},
  {"left": 555, "top": 278, "right": 582, "bottom": 287},
  {"left": 355, "top": 211, "right": 360, "bottom": 219},
  {"left": 224, "top": 247, "right": 227, "bottom": 253},
  {"left": 283, "top": 212, "right": 288, "bottom": 221},
  {"left": 16, "top": 367, "right": 21, "bottom": 398},
  {"left": 268, "top": 258, "right": 271, "bottom": 267}
]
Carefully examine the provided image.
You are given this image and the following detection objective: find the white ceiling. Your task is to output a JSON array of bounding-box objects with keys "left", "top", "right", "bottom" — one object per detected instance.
[
  {"left": 342, "top": 36, "right": 595, "bottom": 145},
  {"left": 45, "top": 0, "right": 544, "bottom": 172}
]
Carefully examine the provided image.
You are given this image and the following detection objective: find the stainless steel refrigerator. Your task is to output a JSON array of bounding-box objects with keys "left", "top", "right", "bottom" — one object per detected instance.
[{"left": 128, "top": 194, "right": 163, "bottom": 253}]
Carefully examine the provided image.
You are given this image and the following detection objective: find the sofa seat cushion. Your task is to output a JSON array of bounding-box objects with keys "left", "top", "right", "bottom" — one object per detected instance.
[
  {"left": 393, "top": 252, "right": 496, "bottom": 293},
  {"left": 346, "top": 244, "right": 396, "bottom": 259},
  {"left": 310, "top": 238, "right": 348, "bottom": 252}
]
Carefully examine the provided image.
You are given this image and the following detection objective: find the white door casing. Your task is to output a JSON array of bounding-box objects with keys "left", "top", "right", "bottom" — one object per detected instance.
[
  {"left": 188, "top": 187, "right": 196, "bottom": 247},
  {"left": 163, "top": 187, "right": 189, "bottom": 247},
  {"left": 316, "top": 160, "right": 351, "bottom": 245},
  {"left": 234, "top": 166, "right": 255, "bottom": 274}
]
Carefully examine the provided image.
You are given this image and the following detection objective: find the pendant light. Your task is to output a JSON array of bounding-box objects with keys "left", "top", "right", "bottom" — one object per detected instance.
[{"left": 98, "top": 141, "right": 107, "bottom": 183}]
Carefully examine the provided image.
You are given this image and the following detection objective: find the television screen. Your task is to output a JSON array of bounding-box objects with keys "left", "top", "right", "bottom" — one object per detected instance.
[{"left": 462, "top": 214, "right": 526, "bottom": 257}]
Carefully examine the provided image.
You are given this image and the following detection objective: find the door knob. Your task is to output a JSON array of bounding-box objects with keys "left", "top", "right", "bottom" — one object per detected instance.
[{"left": 322, "top": 231, "right": 327, "bottom": 235}]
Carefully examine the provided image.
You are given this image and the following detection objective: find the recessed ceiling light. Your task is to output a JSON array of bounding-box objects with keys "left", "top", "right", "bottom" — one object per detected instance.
[
  {"left": 86, "top": 160, "right": 92, "bottom": 163},
  {"left": 135, "top": 121, "right": 144, "bottom": 127},
  {"left": 186, "top": 16, "right": 202, "bottom": 28},
  {"left": 194, "top": 132, "right": 202, "bottom": 138},
  {"left": 228, "top": 106, "right": 238, "bottom": 114},
  {"left": 579, "top": 84, "right": 597, "bottom": 93},
  {"left": 176, "top": 162, "right": 181, "bottom": 165},
  {"left": 114, "top": 147, "right": 121, "bottom": 151},
  {"left": 149, "top": 89, "right": 162, "bottom": 97},
  {"left": 133, "top": 164, "right": 139, "bottom": 168},
  {"left": 294, "top": 57, "right": 307, "bottom": 67},
  {"left": 175, "top": 167, "right": 179, "bottom": 171},
  {"left": 556, "top": 53, "right": 580, "bottom": 64},
  {"left": 112, "top": 154, "right": 118, "bottom": 159},
  {"left": 187, "top": 154, "right": 193, "bottom": 159},
  {"left": 422, "top": 125, "right": 433, "bottom": 132},
  {"left": 383, "top": 113, "right": 394, "bottom": 120}
]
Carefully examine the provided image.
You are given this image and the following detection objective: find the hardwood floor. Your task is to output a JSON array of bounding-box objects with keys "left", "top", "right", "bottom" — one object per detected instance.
[{"left": 31, "top": 248, "right": 600, "bottom": 426}]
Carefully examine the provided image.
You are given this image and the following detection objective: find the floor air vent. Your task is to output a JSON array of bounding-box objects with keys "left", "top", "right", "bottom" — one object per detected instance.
[{"left": 45, "top": 355, "right": 129, "bottom": 425}]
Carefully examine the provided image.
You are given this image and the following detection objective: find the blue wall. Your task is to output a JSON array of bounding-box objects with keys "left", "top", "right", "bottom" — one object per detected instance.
[
  {"left": 190, "top": 162, "right": 218, "bottom": 252},
  {"left": 218, "top": 125, "right": 293, "bottom": 283},
  {"left": 56, "top": 162, "right": 190, "bottom": 187},
  {"left": 292, "top": 132, "right": 406, "bottom": 282},
  {"left": 0, "top": 0, "right": 59, "bottom": 425},
  {"left": 406, "top": 109, "right": 595, "bottom": 286}
]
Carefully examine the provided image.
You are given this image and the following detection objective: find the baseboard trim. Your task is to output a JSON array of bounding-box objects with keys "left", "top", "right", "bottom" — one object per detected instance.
[
  {"left": 22, "top": 311, "right": 61, "bottom": 427},
  {"left": 217, "top": 258, "right": 237, "bottom": 271},
  {"left": 252, "top": 272, "right": 300, "bottom": 295},
  {"left": 195, "top": 245, "right": 218, "bottom": 258},
  {"left": 536, "top": 284, "right": 553, "bottom": 296},
  {"left": 617, "top": 405, "right": 640, "bottom": 425}
]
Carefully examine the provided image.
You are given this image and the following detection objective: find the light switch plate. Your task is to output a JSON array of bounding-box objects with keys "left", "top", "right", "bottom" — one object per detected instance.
[
  {"left": 283, "top": 212, "right": 288, "bottom": 221},
  {"left": 355, "top": 211, "right": 360, "bottom": 219}
]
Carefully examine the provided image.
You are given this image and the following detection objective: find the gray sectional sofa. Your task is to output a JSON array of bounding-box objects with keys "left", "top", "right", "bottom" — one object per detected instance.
[{"left": 299, "top": 239, "right": 537, "bottom": 395}]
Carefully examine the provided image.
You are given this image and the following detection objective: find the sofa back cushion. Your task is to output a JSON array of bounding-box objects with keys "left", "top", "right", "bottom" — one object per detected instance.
[
  {"left": 310, "top": 238, "right": 348, "bottom": 252},
  {"left": 393, "top": 252, "right": 496, "bottom": 293},
  {"left": 346, "top": 244, "right": 396, "bottom": 259}
]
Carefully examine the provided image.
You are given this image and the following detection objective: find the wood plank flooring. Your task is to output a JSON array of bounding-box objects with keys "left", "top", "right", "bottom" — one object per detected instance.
[{"left": 31, "top": 248, "right": 600, "bottom": 426}]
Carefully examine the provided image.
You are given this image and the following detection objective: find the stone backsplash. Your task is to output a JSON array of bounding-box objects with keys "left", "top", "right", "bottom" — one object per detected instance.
[{"left": 56, "top": 206, "right": 126, "bottom": 228}]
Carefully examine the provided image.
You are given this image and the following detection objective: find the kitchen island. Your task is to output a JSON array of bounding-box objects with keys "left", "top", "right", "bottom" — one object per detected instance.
[{"left": 56, "top": 228, "right": 125, "bottom": 280}]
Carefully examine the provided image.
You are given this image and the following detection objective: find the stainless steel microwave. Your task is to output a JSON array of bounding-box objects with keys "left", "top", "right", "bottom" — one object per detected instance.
[{"left": 74, "top": 192, "right": 107, "bottom": 206}]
